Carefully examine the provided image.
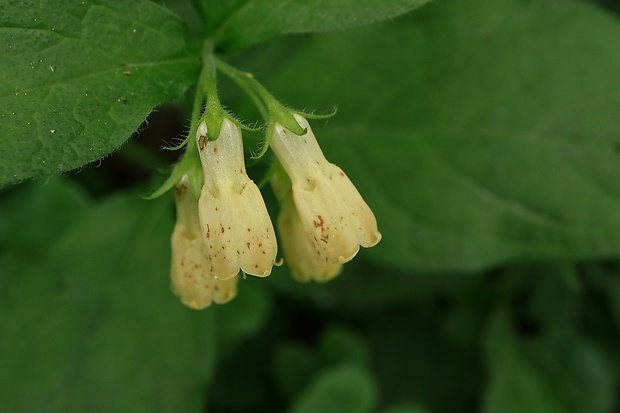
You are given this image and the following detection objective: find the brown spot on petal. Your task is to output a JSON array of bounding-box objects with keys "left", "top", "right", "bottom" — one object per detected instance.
[
  {"left": 198, "top": 135, "right": 208, "bottom": 150},
  {"left": 313, "top": 215, "right": 324, "bottom": 229},
  {"left": 221, "top": 226, "right": 225, "bottom": 233},
  {"left": 246, "top": 242, "right": 251, "bottom": 249}
]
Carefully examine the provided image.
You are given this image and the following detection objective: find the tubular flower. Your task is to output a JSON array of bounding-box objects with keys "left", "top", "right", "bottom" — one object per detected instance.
[
  {"left": 170, "top": 176, "right": 238, "bottom": 310},
  {"left": 197, "top": 118, "right": 278, "bottom": 280},
  {"left": 277, "top": 190, "right": 343, "bottom": 282},
  {"left": 270, "top": 114, "right": 381, "bottom": 265}
]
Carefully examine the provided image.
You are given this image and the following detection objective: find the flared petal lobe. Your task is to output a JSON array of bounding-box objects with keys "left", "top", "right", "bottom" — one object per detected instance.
[
  {"left": 270, "top": 114, "right": 381, "bottom": 265},
  {"left": 197, "top": 118, "right": 278, "bottom": 279}
]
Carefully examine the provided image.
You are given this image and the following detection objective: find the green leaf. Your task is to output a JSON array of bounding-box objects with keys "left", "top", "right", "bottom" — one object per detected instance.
[
  {"left": 318, "top": 325, "right": 371, "bottom": 367},
  {"left": 198, "top": 0, "right": 434, "bottom": 52},
  {"left": 272, "top": 324, "right": 371, "bottom": 401},
  {"left": 0, "top": 178, "right": 89, "bottom": 253},
  {"left": 207, "top": 342, "right": 274, "bottom": 411},
  {"left": 381, "top": 404, "right": 430, "bottom": 413},
  {"left": 291, "top": 364, "right": 378, "bottom": 413},
  {"left": 0, "top": 0, "right": 201, "bottom": 185},
  {"left": 482, "top": 309, "right": 614, "bottom": 413},
  {"left": 365, "top": 303, "right": 482, "bottom": 412},
  {"left": 273, "top": 343, "right": 319, "bottom": 399},
  {"left": 244, "top": 0, "right": 620, "bottom": 271},
  {"left": 214, "top": 277, "right": 273, "bottom": 357},
  {"left": 605, "top": 273, "right": 620, "bottom": 331},
  {"left": 0, "top": 180, "right": 215, "bottom": 412}
]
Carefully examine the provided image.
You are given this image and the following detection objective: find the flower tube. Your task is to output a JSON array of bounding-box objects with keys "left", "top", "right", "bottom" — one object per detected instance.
[{"left": 196, "top": 118, "right": 278, "bottom": 279}]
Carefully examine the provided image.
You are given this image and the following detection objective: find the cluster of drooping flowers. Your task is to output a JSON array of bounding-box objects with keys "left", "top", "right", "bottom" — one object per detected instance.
[{"left": 152, "top": 53, "right": 380, "bottom": 309}]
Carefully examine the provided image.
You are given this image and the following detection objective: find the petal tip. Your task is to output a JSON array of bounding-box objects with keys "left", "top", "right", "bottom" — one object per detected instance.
[{"left": 364, "top": 231, "right": 382, "bottom": 248}]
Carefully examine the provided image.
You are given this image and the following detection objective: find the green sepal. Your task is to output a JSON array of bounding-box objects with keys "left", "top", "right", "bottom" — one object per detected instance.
[
  {"left": 276, "top": 110, "right": 307, "bottom": 136},
  {"left": 144, "top": 166, "right": 184, "bottom": 200},
  {"left": 252, "top": 106, "right": 306, "bottom": 160},
  {"left": 201, "top": 94, "right": 226, "bottom": 142},
  {"left": 144, "top": 149, "right": 203, "bottom": 200},
  {"left": 162, "top": 138, "right": 189, "bottom": 151},
  {"left": 294, "top": 106, "right": 338, "bottom": 120},
  {"left": 232, "top": 116, "right": 263, "bottom": 132}
]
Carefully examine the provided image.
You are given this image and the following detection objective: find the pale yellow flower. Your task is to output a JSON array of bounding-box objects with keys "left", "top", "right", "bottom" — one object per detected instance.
[
  {"left": 196, "top": 118, "right": 278, "bottom": 279},
  {"left": 277, "top": 191, "right": 342, "bottom": 282},
  {"left": 270, "top": 114, "right": 381, "bottom": 265},
  {"left": 170, "top": 176, "right": 238, "bottom": 309}
]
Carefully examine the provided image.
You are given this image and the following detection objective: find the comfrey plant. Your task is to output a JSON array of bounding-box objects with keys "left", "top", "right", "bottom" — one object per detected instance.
[{"left": 151, "top": 49, "right": 381, "bottom": 309}]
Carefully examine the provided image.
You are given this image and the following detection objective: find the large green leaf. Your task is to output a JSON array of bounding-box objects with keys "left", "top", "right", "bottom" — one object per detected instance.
[
  {"left": 481, "top": 270, "right": 615, "bottom": 413},
  {"left": 272, "top": 324, "right": 371, "bottom": 401},
  {"left": 482, "top": 309, "right": 613, "bottom": 413},
  {"left": 290, "top": 363, "right": 378, "bottom": 413},
  {"left": 0, "top": 0, "right": 200, "bottom": 185},
  {"left": 0, "top": 177, "right": 89, "bottom": 253},
  {"left": 244, "top": 0, "right": 620, "bottom": 272},
  {"left": 0, "top": 179, "right": 215, "bottom": 412},
  {"left": 196, "top": 0, "right": 434, "bottom": 52},
  {"left": 381, "top": 405, "right": 429, "bottom": 413}
]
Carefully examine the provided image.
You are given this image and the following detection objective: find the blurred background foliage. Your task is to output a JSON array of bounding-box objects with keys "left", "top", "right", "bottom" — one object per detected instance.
[{"left": 2, "top": 0, "right": 620, "bottom": 412}]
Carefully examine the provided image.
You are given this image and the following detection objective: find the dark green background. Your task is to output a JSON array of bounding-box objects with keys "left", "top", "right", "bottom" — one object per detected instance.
[{"left": 1, "top": 0, "right": 620, "bottom": 411}]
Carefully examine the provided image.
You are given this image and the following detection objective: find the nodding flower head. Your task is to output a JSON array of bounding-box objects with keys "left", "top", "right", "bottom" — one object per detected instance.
[
  {"left": 196, "top": 118, "right": 278, "bottom": 280},
  {"left": 270, "top": 114, "right": 381, "bottom": 266},
  {"left": 170, "top": 176, "right": 238, "bottom": 310}
]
